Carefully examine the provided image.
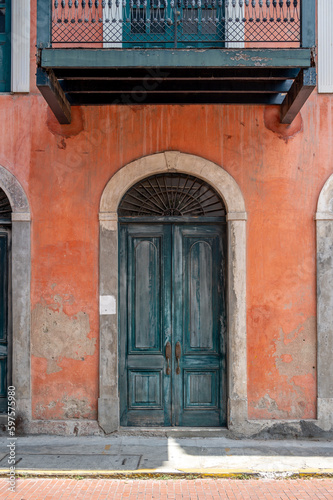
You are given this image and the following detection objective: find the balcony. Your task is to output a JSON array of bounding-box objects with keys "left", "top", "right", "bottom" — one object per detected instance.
[{"left": 36, "top": 0, "right": 316, "bottom": 123}]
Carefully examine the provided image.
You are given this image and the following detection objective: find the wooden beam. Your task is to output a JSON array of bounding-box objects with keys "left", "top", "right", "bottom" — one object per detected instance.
[
  {"left": 61, "top": 80, "right": 293, "bottom": 94},
  {"left": 68, "top": 93, "right": 284, "bottom": 105},
  {"left": 41, "top": 48, "right": 313, "bottom": 69},
  {"left": 54, "top": 68, "right": 301, "bottom": 81},
  {"left": 36, "top": 68, "right": 71, "bottom": 124},
  {"left": 280, "top": 67, "right": 316, "bottom": 124}
]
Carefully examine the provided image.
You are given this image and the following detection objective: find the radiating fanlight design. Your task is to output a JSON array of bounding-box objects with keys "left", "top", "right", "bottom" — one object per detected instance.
[
  {"left": 0, "top": 189, "right": 11, "bottom": 222},
  {"left": 118, "top": 174, "right": 226, "bottom": 217}
]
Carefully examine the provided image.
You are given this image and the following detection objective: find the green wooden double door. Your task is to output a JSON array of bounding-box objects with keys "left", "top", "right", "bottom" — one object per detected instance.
[
  {"left": 123, "top": 0, "right": 224, "bottom": 48},
  {"left": 119, "top": 222, "right": 227, "bottom": 427}
]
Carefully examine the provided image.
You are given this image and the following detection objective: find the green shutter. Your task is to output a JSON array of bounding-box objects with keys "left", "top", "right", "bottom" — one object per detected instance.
[{"left": 0, "top": 0, "right": 11, "bottom": 92}]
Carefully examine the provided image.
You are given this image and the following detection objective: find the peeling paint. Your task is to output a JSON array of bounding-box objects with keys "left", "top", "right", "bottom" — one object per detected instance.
[
  {"left": 274, "top": 317, "right": 316, "bottom": 378},
  {"left": 249, "top": 312, "right": 317, "bottom": 420},
  {"left": 271, "top": 317, "right": 317, "bottom": 418},
  {"left": 34, "top": 396, "right": 93, "bottom": 419},
  {"left": 255, "top": 395, "right": 289, "bottom": 418},
  {"left": 281, "top": 354, "right": 293, "bottom": 363},
  {"left": 62, "top": 396, "right": 92, "bottom": 419},
  {"left": 229, "top": 52, "right": 270, "bottom": 65},
  {"left": 32, "top": 297, "right": 96, "bottom": 374}
]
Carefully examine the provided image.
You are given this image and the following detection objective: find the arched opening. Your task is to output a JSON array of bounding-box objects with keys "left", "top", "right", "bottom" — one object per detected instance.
[
  {"left": 0, "top": 188, "right": 11, "bottom": 414},
  {"left": 118, "top": 173, "right": 226, "bottom": 218},
  {"left": 118, "top": 173, "right": 227, "bottom": 426},
  {"left": 98, "top": 152, "right": 247, "bottom": 433}
]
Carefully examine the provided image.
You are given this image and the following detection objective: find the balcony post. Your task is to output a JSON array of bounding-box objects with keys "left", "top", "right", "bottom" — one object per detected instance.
[
  {"left": 37, "top": 0, "right": 52, "bottom": 48},
  {"left": 301, "top": 0, "right": 316, "bottom": 49},
  {"left": 173, "top": 8, "right": 178, "bottom": 49}
]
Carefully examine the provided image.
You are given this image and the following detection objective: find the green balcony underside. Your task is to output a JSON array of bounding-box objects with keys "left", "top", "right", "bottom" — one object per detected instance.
[{"left": 41, "top": 48, "right": 313, "bottom": 69}]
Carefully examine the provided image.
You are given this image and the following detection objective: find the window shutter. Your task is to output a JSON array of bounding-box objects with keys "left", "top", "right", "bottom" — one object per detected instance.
[
  {"left": 11, "top": 0, "right": 30, "bottom": 92},
  {"left": 318, "top": 0, "right": 333, "bottom": 93}
]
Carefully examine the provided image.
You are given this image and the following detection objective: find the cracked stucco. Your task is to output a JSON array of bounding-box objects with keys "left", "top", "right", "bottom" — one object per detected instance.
[
  {"left": 32, "top": 297, "right": 96, "bottom": 374},
  {"left": 274, "top": 316, "right": 316, "bottom": 378}
]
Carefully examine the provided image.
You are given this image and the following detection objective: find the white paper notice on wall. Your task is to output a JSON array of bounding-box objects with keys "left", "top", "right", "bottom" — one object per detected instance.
[{"left": 100, "top": 295, "right": 116, "bottom": 315}]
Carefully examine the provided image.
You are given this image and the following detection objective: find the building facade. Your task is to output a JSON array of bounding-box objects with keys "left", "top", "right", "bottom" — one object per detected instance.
[{"left": 0, "top": 0, "right": 332, "bottom": 437}]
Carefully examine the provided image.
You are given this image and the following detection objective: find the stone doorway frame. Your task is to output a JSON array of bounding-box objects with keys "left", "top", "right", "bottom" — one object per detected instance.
[
  {"left": 0, "top": 165, "right": 31, "bottom": 427},
  {"left": 98, "top": 152, "right": 247, "bottom": 433}
]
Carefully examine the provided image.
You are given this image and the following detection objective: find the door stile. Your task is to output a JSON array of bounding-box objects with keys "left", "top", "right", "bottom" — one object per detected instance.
[
  {"left": 161, "top": 224, "right": 173, "bottom": 426},
  {"left": 171, "top": 224, "right": 181, "bottom": 426},
  {"left": 118, "top": 223, "right": 129, "bottom": 425}
]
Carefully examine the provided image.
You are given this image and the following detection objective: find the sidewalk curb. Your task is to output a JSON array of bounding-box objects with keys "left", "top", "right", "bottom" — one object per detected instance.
[{"left": 1, "top": 468, "right": 332, "bottom": 479}]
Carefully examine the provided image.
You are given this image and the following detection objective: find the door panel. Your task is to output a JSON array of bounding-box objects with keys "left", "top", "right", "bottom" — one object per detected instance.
[
  {"left": 119, "top": 222, "right": 226, "bottom": 427},
  {"left": 185, "top": 369, "right": 218, "bottom": 407},
  {"left": 128, "top": 370, "right": 163, "bottom": 408},
  {"left": 189, "top": 240, "right": 213, "bottom": 349},
  {"left": 133, "top": 240, "right": 160, "bottom": 350}
]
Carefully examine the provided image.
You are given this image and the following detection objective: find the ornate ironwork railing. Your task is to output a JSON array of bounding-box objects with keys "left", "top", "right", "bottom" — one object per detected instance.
[{"left": 51, "top": 0, "right": 301, "bottom": 46}]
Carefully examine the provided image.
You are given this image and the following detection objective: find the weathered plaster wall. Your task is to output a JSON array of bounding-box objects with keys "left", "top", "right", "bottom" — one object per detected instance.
[
  {"left": 0, "top": 3, "right": 332, "bottom": 425},
  {"left": 1, "top": 95, "right": 332, "bottom": 423}
]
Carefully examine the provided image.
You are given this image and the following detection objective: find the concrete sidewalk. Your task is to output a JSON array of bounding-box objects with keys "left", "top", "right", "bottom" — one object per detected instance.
[{"left": 0, "top": 434, "right": 333, "bottom": 477}]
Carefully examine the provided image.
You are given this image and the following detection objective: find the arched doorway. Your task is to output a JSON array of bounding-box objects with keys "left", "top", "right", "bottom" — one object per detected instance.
[
  {"left": 98, "top": 152, "right": 247, "bottom": 433},
  {"left": 0, "top": 188, "right": 11, "bottom": 413},
  {"left": 118, "top": 173, "right": 227, "bottom": 426}
]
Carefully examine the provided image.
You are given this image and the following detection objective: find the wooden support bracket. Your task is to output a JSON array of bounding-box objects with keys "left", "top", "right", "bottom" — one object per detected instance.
[
  {"left": 36, "top": 68, "right": 71, "bottom": 124},
  {"left": 280, "top": 67, "right": 316, "bottom": 124}
]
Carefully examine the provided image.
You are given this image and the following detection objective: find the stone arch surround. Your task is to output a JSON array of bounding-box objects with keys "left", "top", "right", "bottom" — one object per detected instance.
[
  {"left": 0, "top": 165, "right": 31, "bottom": 428},
  {"left": 98, "top": 152, "right": 248, "bottom": 433}
]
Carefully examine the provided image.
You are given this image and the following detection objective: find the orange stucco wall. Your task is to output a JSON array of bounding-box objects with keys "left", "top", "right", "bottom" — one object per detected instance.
[{"left": 0, "top": 1, "right": 332, "bottom": 422}]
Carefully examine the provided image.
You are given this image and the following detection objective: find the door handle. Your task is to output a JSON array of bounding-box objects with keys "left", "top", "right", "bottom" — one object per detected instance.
[
  {"left": 165, "top": 341, "right": 171, "bottom": 375},
  {"left": 175, "top": 341, "right": 181, "bottom": 374}
]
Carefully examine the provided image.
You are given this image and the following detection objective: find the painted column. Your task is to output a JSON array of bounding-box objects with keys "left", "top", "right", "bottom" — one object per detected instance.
[
  {"left": 316, "top": 211, "right": 333, "bottom": 432},
  {"left": 98, "top": 212, "right": 120, "bottom": 433},
  {"left": 11, "top": 213, "right": 31, "bottom": 423},
  {"left": 226, "top": 212, "right": 248, "bottom": 430}
]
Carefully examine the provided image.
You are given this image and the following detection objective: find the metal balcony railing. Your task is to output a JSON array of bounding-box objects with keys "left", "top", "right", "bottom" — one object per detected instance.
[{"left": 51, "top": 0, "right": 301, "bottom": 47}]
